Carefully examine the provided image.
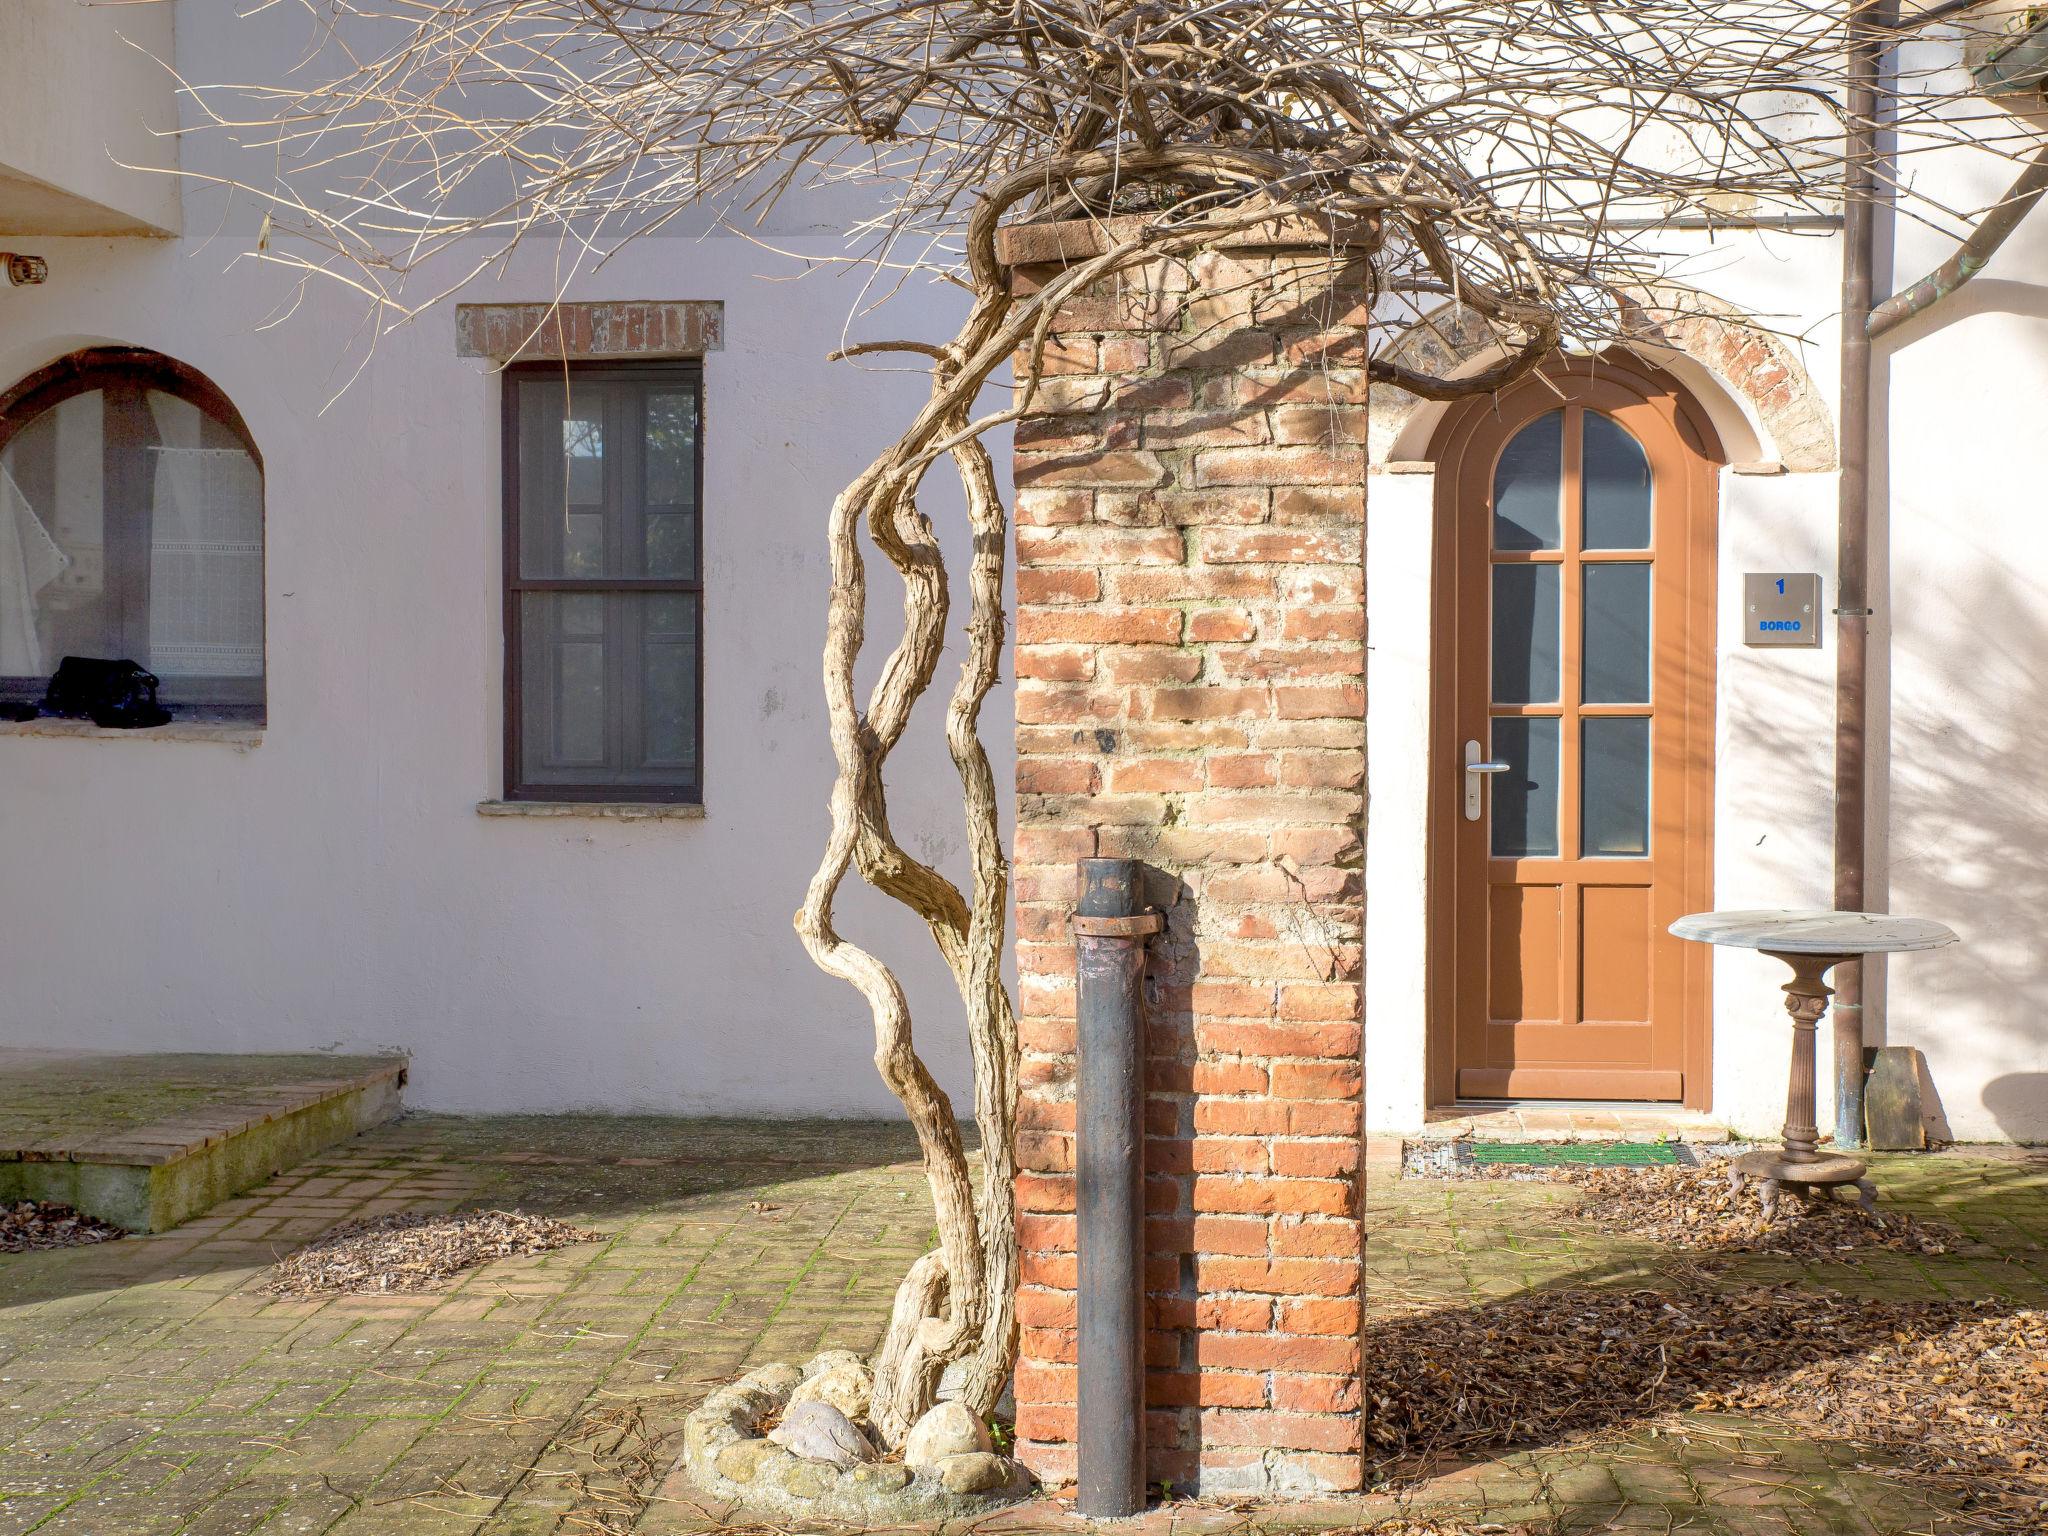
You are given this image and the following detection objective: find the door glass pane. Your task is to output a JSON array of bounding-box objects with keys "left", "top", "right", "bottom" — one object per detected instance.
[
  {"left": 1490, "top": 716, "right": 1561, "bottom": 858},
  {"left": 1583, "top": 716, "right": 1651, "bottom": 856},
  {"left": 1493, "top": 411, "right": 1563, "bottom": 551},
  {"left": 1583, "top": 412, "right": 1651, "bottom": 549},
  {"left": 1492, "top": 563, "right": 1560, "bottom": 704},
  {"left": 1583, "top": 562, "right": 1652, "bottom": 704}
]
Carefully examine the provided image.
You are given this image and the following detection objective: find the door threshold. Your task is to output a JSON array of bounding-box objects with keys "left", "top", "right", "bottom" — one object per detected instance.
[{"left": 1420, "top": 1101, "right": 1730, "bottom": 1144}]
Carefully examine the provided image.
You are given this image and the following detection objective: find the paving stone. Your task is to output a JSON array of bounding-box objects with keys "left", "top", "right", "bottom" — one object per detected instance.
[{"left": 5, "top": 1120, "right": 2045, "bottom": 1536}]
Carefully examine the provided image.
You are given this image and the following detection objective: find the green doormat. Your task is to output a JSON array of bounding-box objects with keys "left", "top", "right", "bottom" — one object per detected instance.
[{"left": 1460, "top": 1141, "right": 1696, "bottom": 1167}]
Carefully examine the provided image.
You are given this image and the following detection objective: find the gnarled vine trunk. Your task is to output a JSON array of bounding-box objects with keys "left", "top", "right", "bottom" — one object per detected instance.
[{"left": 791, "top": 153, "right": 1558, "bottom": 1443}]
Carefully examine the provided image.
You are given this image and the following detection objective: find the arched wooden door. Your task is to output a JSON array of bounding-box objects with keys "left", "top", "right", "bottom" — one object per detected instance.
[{"left": 1429, "top": 357, "right": 1720, "bottom": 1105}]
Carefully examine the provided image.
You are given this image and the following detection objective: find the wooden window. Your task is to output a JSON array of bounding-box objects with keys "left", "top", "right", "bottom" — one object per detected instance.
[
  {"left": 503, "top": 362, "right": 703, "bottom": 803},
  {"left": 0, "top": 349, "right": 265, "bottom": 721}
]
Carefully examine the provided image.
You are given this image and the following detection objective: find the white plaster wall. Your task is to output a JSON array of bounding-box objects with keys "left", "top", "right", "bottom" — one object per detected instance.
[
  {"left": 0, "top": 229, "right": 1008, "bottom": 1115},
  {"left": 1363, "top": 469, "right": 1436, "bottom": 1132},
  {"left": 1874, "top": 206, "right": 2048, "bottom": 1143},
  {"left": 0, "top": 0, "right": 179, "bottom": 234}
]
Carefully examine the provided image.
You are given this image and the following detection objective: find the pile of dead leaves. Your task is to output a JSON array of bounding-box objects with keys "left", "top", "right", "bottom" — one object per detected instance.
[
  {"left": 1710, "top": 1303, "right": 2048, "bottom": 1525},
  {"left": 1530, "top": 1161, "right": 1958, "bottom": 1259},
  {"left": 1366, "top": 1285, "right": 2048, "bottom": 1525},
  {"left": 0, "top": 1200, "right": 124, "bottom": 1253},
  {"left": 262, "top": 1209, "right": 600, "bottom": 1295}
]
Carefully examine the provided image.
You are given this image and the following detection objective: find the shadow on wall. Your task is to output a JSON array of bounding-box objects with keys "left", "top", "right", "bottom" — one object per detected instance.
[
  {"left": 1984, "top": 1075, "right": 2048, "bottom": 1146},
  {"left": 1724, "top": 554, "right": 2048, "bottom": 1142}
]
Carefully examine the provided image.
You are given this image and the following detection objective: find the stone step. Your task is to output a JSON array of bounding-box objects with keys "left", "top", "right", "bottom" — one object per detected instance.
[{"left": 0, "top": 1050, "right": 407, "bottom": 1231}]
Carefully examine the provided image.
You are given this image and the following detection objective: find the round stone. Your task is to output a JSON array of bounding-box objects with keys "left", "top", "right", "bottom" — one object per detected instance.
[
  {"left": 767, "top": 1399, "right": 876, "bottom": 1469},
  {"left": 782, "top": 1458, "right": 841, "bottom": 1499},
  {"left": 713, "top": 1438, "right": 784, "bottom": 1483},
  {"left": 789, "top": 1359, "right": 874, "bottom": 1423},
  {"left": 902, "top": 1400, "right": 992, "bottom": 1468},
  {"left": 937, "top": 1451, "right": 1011, "bottom": 1495},
  {"left": 800, "top": 1348, "right": 866, "bottom": 1380},
  {"left": 848, "top": 1463, "right": 914, "bottom": 1493}
]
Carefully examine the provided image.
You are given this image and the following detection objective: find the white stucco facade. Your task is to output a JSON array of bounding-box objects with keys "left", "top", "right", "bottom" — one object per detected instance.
[{"left": 0, "top": 1, "right": 2044, "bottom": 1140}]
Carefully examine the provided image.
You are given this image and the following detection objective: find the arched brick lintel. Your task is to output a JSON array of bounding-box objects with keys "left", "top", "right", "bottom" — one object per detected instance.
[{"left": 1370, "top": 286, "right": 1837, "bottom": 473}]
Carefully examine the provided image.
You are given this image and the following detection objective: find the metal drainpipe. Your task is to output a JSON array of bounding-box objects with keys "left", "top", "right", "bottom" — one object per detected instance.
[
  {"left": 1071, "top": 857, "right": 1162, "bottom": 1518},
  {"left": 1833, "top": 0, "right": 1891, "bottom": 1151}
]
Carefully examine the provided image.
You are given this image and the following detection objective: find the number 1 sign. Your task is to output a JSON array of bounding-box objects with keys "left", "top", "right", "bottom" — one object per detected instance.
[{"left": 1744, "top": 572, "right": 1823, "bottom": 647}]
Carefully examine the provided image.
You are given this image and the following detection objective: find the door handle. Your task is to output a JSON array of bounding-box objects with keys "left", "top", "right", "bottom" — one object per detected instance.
[{"left": 1463, "top": 739, "right": 1511, "bottom": 821}]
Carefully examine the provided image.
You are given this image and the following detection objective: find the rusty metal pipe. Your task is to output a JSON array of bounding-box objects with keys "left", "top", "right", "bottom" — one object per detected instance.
[
  {"left": 1868, "top": 145, "right": 2048, "bottom": 339},
  {"left": 1072, "top": 858, "right": 1161, "bottom": 1518},
  {"left": 1832, "top": 0, "right": 1892, "bottom": 1151}
]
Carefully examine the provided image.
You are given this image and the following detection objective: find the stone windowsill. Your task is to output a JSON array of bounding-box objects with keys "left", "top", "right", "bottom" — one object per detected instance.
[
  {"left": 476, "top": 799, "right": 706, "bottom": 821},
  {"left": 0, "top": 717, "right": 262, "bottom": 746}
]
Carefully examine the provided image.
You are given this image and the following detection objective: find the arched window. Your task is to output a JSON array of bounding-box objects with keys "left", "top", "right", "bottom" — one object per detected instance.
[{"left": 0, "top": 348, "right": 264, "bottom": 722}]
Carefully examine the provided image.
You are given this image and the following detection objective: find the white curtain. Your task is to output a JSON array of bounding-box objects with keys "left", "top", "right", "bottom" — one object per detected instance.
[
  {"left": 146, "top": 447, "right": 263, "bottom": 677},
  {"left": 0, "top": 465, "right": 70, "bottom": 676}
]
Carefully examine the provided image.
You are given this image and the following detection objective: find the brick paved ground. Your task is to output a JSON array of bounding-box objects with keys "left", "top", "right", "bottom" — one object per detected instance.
[
  {"left": 0, "top": 1116, "right": 933, "bottom": 1536},
  {"left": 3, "top": 1118, "right": 2044, "bottom": 1536}
]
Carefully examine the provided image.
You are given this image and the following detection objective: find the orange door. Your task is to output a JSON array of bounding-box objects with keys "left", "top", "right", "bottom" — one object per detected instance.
[{"left": 1431, "top": 359, "right": 1718, "bottom": 1103}]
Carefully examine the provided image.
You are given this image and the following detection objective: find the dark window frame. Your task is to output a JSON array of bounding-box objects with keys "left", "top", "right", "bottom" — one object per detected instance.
[
  {"left": 501, "top": 359, "right": 705, "bottom": 804},
  {"left": 0, "top": 347, "right": 266, "bottom": 723}
]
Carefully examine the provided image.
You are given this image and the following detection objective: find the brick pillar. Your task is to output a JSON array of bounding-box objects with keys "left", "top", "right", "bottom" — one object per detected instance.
[{"left": 1004, "top": 228, "right": 1369, "bottom": 1498}]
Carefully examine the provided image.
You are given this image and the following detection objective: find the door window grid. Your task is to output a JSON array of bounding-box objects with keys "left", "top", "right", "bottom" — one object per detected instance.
[{"left": 1488, "top": 407, "right": 1653, "bottom": 860}]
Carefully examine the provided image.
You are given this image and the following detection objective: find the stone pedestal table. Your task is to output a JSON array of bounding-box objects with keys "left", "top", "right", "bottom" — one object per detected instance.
[{"left": 1668, "top": 910, "right": 1957, "bottom": 1216}]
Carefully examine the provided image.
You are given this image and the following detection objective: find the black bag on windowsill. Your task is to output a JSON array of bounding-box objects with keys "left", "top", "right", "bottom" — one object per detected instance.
[{"left": 40, "top": 657, "right": 173, "bottom": 729}]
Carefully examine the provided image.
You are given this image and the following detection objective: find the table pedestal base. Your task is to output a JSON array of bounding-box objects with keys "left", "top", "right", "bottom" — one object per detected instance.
[{"left": 1727, "top": 1149, "right": 1876, "bottom": 1220}]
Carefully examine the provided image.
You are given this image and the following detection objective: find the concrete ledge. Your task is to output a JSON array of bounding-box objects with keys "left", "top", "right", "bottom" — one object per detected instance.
[
  {"left": 477, "top": 800, "right": 705, "bottom": 821},
  {"left": 0, "top": 1056, "right": 407, "bottom": 1231},
  {"left": 0, "top": 719, "right": 261, "bottom": 746}
]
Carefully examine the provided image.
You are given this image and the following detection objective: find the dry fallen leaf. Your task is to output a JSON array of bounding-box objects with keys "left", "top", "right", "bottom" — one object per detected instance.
[{"left": 262, "top": 1210, "right": 600, "bottom": 1296}]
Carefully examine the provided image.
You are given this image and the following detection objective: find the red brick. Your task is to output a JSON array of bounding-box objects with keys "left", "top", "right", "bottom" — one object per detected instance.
[
  {"left": 1017, "top": 567, "right": 1101, "bottom": 603},
  {"left": 1188, "top": 608, "right": 1258, "bottom": 643},
  {"left": 1194, "top": 1332, "right": 1361, "bottom": 1372},
  {"left": 1017, "top": 1287, "right": 1077, "bottom": 1328},
  {"left": 1015, "top": 646, "right": 1096, "bottom": 683},
  {"left": 1271, "top": 1374, "right": 1363, "bottom": 1413},
  {"left": 1099, "top": 650, "right": 1204, "bottom": 685},
  {"left": 1017, "top": 606, "right": 1182, "bottom": 645},
  {"left": 1194, "top": 445, "right": 1365, "bottom": 487},
  {"left": 1016, "top": 488, "right": 1097, "bottom": 526},
  {"left": 1271, "top": 1139, "right": 1360, "bottom": 1178},
  {"left": 1147, "top": 686, "right": 1270, "bottom": 722},
  {"left": 1188, "top": 1048, "right": 1271, "bottom": 1089},
  {"left": 1107, "top": 757, "right": 1205, "bottom": 793},
  {"left": 1207, "top": 752, "right": 1279, "bottom": 788},
  {"left": 1195, "top": 1176, "right": 1352, "bottom": 1217},
  {"left": 1272, "top": 1061, "right": 1363, "bottom": 1100},
  {"left": 1270, "top": 404, "right": 1370, "bottom": 445},
  {"left": 1017, "top": 757, "right": 1097, "bottom": 794},
  {"left": 1190, "top": 1214, "right": 1271, "bottom": 1255},
  {"left": 1017, "top": 1173, "right": 1077, "bottom": 1212},
  {"left": 1272, "top": 1218, "right": 1363, "bottom": 1258},
  {"left": 1198, "top": 526, "right": 1362, "bottom": 564},
  {"left": 1200, "top": 1407, "right": 1361, "bottom": 1453},
  {"left": 1276, "top": 1296, "right": 1361, "bottom": 1336}
]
